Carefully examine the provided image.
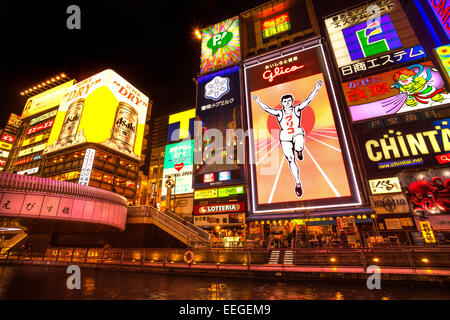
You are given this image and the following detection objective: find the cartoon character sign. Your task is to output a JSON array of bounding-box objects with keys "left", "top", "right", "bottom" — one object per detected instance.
[{"left": 344, "top": 61, "right": 450, "bottom": 122}]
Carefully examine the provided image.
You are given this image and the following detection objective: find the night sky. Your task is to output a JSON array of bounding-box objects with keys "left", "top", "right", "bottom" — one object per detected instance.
[{"left": 0, "top": 0, "right": 363, "bottom": 128}]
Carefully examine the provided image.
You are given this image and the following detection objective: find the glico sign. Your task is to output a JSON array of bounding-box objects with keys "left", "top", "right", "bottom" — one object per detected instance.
[{"left": 358, "top": 118, "right": 450, "bottom": 175}]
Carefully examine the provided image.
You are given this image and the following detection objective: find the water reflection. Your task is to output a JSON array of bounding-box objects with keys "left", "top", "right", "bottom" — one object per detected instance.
[{"left": 0, "top": 265, "right": 448, "bottom": 300}]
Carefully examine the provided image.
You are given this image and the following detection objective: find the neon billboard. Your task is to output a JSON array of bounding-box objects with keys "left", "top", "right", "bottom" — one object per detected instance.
[
  {"left": 244, "top": 43, "right": 361, "bottom": 215},
  {"left": 261, "top": 13, "right": 291, "bottom": 39},
  {"left": 343, "top": 61, "right": 450, "bottom": 122},
  {"left": 324, "top": 0, "right": 422, "bottom": 78},
  {"left": 200, "top": 17, "right": 240, "bottom": 74}
]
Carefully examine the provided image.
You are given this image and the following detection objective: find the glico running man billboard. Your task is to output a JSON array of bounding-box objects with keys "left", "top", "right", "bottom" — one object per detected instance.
[
  {"left": 244, "top": 43, "right": 361, "bottom": 215},
  {"left": 45, "top": 70, "right": 149, "bottom": 160},
  {"left": 343, "top": 60, "right": 450, "bottom": 122}
]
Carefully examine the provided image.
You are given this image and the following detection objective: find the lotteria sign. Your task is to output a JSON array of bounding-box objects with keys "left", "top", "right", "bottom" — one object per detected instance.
[{"left": 194, "top": 201, "right": 245, "bottom": 215}]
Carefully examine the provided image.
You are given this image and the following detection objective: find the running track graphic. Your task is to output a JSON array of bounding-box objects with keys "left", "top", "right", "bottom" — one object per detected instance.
[{"left": 253, "top": 128, "right": 351, "bottom": 204}]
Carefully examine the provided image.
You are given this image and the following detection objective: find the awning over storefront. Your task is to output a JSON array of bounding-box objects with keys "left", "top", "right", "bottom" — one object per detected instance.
[{"left": 246, "top": 207, "right": 375, "bottom": 222}]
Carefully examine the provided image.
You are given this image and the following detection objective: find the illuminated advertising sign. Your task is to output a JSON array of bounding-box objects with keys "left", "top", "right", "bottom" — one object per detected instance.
[
  {"left": 194, "top": 65, "right": 244, "bottom": 188},
  {"left": 194, "top": 189, "right": 218, "bottom": 200},
  {"left": 218, "top": 171, "right": 231, "bottom": 181},
  {"left": 26, "top": 120, "right": 54, "bottom": 135},
  {"left": 435, "top": 45, "right": 450, "bottom": 79},
  {"left": 17, "top": 167, "right": 39, "bottom": 175},
  {"left": 398, "top": 167, "right": 450, "bottom": 216},
  {"left": 13, "top": 157, "right": 34, "bottom": 166},
  {"left": 427, "top": 0, "right": 450, "bottom": 40},
  {"left": 22, "top": 81, "right": 75, "bottom": 119},
  {"left": 194, "top": 185, "right": 244, "bottom": 199},
  {"left": 420, "top": 220, "right": 437, "bottom": 243},
  {"left": 369, "top": 193, "right": 410, "bottom": 214},
  {"left": 0, "top": 150, "right": 10, "bottom": 158},
  {"left": 18, "top": 143, "right": 46, "bottom": 157},
  {"left": 194, "top": 201, "right": 245, "bottom": 215},
  {"left": 200, "top": 16, "right": 240, "bottom": 74},
  {"left": 78, "top": 148, "right": 96, "bottom": 186},
  {"left": 368, "top": 177, "right": 402, "bottom": 194},
  {"left": 0, "top": 159, "right": 6, "bottom": 166},
  {"left": 358, "top": 118, "right": 450, "bottom": 175},
  {"left": 30, "top": 109, "right": 57, "bottom": 126},
  {"left": 45, "top": 70, "right": 149, "bottom": 160},
  {"left": 167, "top": 108, "right": 196, "bottom": 142},
  {"left": 343, "top": 61, "right": 450, "bottom": 122},
  {"left": 218, "top": 185, "right": 244, "bottom": 197},
  {"left": 0, "top": 142, "right": 12, "bottom": 151},
  {"left": 244, "top": 43, "right": 361, "bottom": 214},
  {"left": 324, "top": 0, "right": 422, "bottom": 79},
  {"left": 261, "top": 13, "right": 291, "bottom": 39},
  {"left": 161, "top": 140, "right": 194, "bottom": 199},
  {"left": 22, "top": 133, "right": 50, "bottom": 147},
  {"left": 7, "top": 113, "right": 22, "bottom": 128},
  {"left": 1, "top": 133, "right": 15, "bottom": 144}
]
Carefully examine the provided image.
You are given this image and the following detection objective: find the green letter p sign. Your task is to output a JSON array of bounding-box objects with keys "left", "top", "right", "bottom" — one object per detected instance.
[{"left": 207, "top": 31, "right": 233, "bottom": 56}]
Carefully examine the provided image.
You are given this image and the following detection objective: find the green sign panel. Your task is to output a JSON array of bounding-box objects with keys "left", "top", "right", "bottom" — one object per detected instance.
[{"left": 218, "top": 185, "right": 244, "bottom": 198}]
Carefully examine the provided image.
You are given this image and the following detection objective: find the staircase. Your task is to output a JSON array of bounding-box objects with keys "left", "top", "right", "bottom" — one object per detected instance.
[
  {"left": 268, "top": 250, "right": 280, "bottom": 264},
  {"left": 127, "top": 206, "right": 211, "bottom": 247},
  {"left": 0, "top": 230, "right": 27, "bottom": 255},
  {"left": 283, "top": 250, "right": 294, "bottom": 265}
]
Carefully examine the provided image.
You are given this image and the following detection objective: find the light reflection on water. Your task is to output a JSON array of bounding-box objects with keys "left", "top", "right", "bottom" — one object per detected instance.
[{"left": 0, "top": 265, "right": 448, "bottom": 300}]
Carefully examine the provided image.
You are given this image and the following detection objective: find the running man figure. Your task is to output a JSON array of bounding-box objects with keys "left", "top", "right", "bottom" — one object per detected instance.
[{"left": 253, "top": 79, "right": 323, "bottom": 198}]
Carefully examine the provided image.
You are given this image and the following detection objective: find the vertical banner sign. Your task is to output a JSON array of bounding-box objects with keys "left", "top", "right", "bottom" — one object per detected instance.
[
  {"left": 244, "top": 43, "right": 361, "bottom": 214},
  {"left": 324, "top": 0, "right": 424, "bottom": 79},
  {"left": 200, "top": 17, "right": 240, "bottom": 74},
  {"left": 435, "top": 45, "right": 450, "bottom": 80},
  {"left": 419, "top": 220, "right": 436, "bottom": 243},
  {"left": 194, "top": 65, "right": 244, "bottom": 188},
  {"left": 78, "top": 148, "right": 96, "bottom": 186},
  {"left": 161, "top": 140, "right": 194, "bottom": 199}
]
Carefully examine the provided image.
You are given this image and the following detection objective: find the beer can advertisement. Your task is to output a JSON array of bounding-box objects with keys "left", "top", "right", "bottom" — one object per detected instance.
[
  {"left": 324, "top": 0, "right": 422, "bottom": 78},
  {"left": 200, "top": 16, "right": 240, "bottom": 74},
  {"left": 45, "top": 70, "right": 149, "bottom": 160},
  {"left": 343, "top": 61, "right": 450, "bottom": 122},
  {"left": 161, "top": 140, "right": 194, "bottom": 199},
  {"left": 21, "top": 80, "right": 75, "bottom": 119},
  {"left": 398, "top": 167, "right": 450, "bottom": 217},
  {"left": 244, "top": 44, "right": 361, "bottom": 214},
  {"left": 357, "top": 118, "right": 450, "bottom": 175}
]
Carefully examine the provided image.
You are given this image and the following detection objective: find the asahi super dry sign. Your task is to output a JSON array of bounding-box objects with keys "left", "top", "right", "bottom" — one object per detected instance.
[{"left": 45, "top": 70, "right": 149, "bottom": 160}]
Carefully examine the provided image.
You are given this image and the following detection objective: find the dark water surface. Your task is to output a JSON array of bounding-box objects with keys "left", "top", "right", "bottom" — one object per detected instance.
[{"left": 0, "top": 265, "right": 448, "bottom": 300}]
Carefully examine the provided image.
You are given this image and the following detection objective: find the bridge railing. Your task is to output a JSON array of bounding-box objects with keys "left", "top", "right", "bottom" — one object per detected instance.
[
  {"left": 0, "top": 172, "right": 127, "bottom": 206},
  {"left": 2, "top": 246, "right": 450, "bottom": 270}
]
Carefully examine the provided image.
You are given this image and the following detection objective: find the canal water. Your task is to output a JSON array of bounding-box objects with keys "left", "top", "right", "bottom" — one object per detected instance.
[{"left": 0, "top": 265, "right": 448, "bottom": 300}]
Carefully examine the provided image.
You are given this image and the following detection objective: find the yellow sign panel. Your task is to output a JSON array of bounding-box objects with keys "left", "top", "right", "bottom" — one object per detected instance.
[
  {"left": 168, "top": 108, "right": 196, "bottom": 141},
  {"left": 22, "top": 133, "right": 49, "bottom": 147},
  {"left": 22, "top": 81, "right": 75, "bottom": 119},
  {"left": 0, "top": 142, "right": 12, "bottom": 151},
  {"left": 194, "top": 189, "right": 218, "bottom": 199},
  {"left": 45, "top": 70, "right": 149, "bottom": 160},
  {"left": 18, "top": 143, "right": 46, "bottom": 157},
  {"left": 419, "top": 221, "right": 436, "bottom": 244}
]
